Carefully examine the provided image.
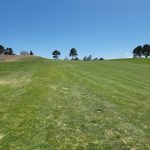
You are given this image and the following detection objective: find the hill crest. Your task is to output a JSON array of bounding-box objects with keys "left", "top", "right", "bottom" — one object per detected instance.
[{"left": 0, "top": 55, "right": 39, "bottom": 62}]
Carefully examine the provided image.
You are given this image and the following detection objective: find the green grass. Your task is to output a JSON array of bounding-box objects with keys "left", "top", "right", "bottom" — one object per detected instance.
[{"left": 0, "top": 57, "right": 150, "bottom": 149}]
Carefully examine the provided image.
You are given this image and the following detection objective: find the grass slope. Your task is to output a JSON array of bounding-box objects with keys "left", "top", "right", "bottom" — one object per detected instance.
[{"left": 0, "top": 58, "right": 150, "bottom": 149}]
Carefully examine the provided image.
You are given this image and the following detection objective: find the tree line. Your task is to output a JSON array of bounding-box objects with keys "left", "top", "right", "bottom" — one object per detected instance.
[
  {"left": 2, "top": 43, "right": 149, "bottom": 60},
  {"left": 133, "top": 44, "right": 150, "bottom": 58},
  {"left": 0, "top": 45, "right": 14, "bottom": 55},
  {"left": 1, "top": 44, "right": 103, "bottom": 60},
  {"left": 52, "top": 48, "right": 104, "bottom": 61},
  {"left": 52, "top": 48, "right": 79, "bottom": 60},
  {"left": 0, "top": 44, "right": 34, "bottom": 56}
]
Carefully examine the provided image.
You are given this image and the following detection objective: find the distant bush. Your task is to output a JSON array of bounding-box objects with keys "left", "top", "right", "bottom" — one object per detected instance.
[
  {"left": 30, "top": 51, "right": 34, "bottom": 55},
  {"left": 99, "top": 58, "right": 104, "bottom": 61},
  {"left": 20, "top": 51, "right": 29, "bottom": 55},
  {"left": 87, "top": 55, "right": 92, "bottom": 61},
  {"left": 83, "top": 56, "right": 104, "bottom": 61},
  {"left": 93, "top": 58, "right": 99, "bottom": 61},
  {"left": 83, "top": 56, "right": 87, "bottom": 61}
]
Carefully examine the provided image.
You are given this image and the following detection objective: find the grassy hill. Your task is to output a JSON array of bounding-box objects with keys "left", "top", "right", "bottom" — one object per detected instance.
[{"left": 0, "top": 57, "right": 150, "bottom": 149}]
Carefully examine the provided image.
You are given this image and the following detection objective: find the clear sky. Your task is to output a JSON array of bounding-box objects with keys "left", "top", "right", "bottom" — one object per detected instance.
[{"left": 0, "top": 0, "right": 150, "bottom": 59}]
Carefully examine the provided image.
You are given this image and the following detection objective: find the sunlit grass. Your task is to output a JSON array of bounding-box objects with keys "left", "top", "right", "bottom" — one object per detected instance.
[{"left": 0, "top": 58, "right": 150, "bottom": 149}]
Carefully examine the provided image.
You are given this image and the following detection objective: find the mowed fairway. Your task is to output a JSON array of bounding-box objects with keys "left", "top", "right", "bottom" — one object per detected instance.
[{"left": 0, "top": 57, "right": 150, "bottom": 149}]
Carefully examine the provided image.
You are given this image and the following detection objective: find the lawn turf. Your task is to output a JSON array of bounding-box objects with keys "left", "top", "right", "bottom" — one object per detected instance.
[{"left": 0, "top": 58, "right": 150, "bottom": 149}]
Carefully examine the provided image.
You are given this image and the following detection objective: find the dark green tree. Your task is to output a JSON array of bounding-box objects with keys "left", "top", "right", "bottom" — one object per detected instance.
[
  {"left": 93, "top": 58, "right": 98, "bottom": 61},
  {"left": 99, "top": 57, "right": 104, "bottom": 61},
  {"left": 142, "top": 44, "right": 150, "bottom": 58},
  {"left": 87, "top": 55, "right": 92, "bottom": 61},
  {"left": 4, "top": 48, "right": 14, "bottom": 55},
  {"left": 52, "top": 50, "right": 61, "bottom": 59},
  {"left": 0, "top": 45, "right": 5, "bottom": 54},
  {"left": 30, "top": 51, "right": 34, "bottom": 55},
  {"left": 83, "top": 56, "right": 87, "bottom": 61},
  {"left": 133, "top": 46, "right": 143, "bottom": 58},
  {"left": 69, "top": 48, "right": 78, "bottom": 60}
]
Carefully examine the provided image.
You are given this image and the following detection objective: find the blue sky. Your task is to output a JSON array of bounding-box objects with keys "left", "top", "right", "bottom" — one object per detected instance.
[{"left": 0, "top": 0, "right": 150, "bottom": 59}]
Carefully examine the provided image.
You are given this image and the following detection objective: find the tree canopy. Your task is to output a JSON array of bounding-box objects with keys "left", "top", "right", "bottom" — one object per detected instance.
[
  {"left": 133, "top": 46, "right": 143, "bottom": 58},
  {"left": 69, "top": 48, "right": 78, "bottom": 60},
  {"left": 4, "top": 48, "right": 14, "bottom": 55},
  {"left": 143, "top": 44, "right": 150, "bottom": 58},
  {"left": 87, "top": 55, "right": 92, "bottom": 61},
  {"left": 133, "top": 44, "right": 150, "bottom": 58},
  {"left": 30, "top": 51, "right": 34, "bottom": 55},
  {"left": 52, "top": 50, "right": 61, "bottom": 59},
  {"left": 0, "top": 45, "right": 5, "bottom": 54}
]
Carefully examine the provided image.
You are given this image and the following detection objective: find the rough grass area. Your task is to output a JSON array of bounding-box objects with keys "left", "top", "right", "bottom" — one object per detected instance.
[
  {"left": 0, "top": 55, "right": 39, "bottom": 62},
  {"left": 0, "top": 58, "right": 150, "bottom": 149}
]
